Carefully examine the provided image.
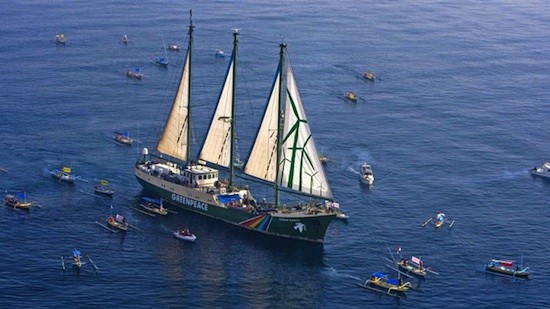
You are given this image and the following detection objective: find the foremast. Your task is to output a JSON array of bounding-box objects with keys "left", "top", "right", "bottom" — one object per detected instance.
[
  {"left": 155, "top": 11, "right": 194, "bottom": 163},
  {"left": 229, "top": 29, "right": 238, "bottom": 187}
]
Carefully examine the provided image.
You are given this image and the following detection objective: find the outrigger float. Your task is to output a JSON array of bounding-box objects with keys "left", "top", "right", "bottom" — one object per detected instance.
[
  {"left": 61, "top": 249, "right": 99, "bottom": 275},
  {"left": 485, "top": 259, "right": 531, "bottom": 279}
]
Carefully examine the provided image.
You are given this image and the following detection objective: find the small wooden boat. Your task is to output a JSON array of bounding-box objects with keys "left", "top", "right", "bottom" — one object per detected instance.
[
  {"left": 121, "top": 34, "right": 129, "bottom": 44},
  {"left": 55, "top": 33, "right": 66, "bottom": 44},
  {"left": 398, "top": 257, "right": 427, "bottom": 278},
  {"left": 61, "top": 249, "right": 99, "bottom": 274},
  {"left": 94, "top": 180, "right": 114, "bottom": 196},
  {"left": 174, "top": 228, "right": 196, "bottom": 242},
  {"left": 114, "top": 132, "right": 133, "bottom": 145},
  {"left": 214, "top": 49, "right": 226, "bottom": 58},
  {"left": 154, "top": 56, "right": 169, "bottom": 66},
  {"left": 362, "top": 71, "right": 375, "bottom": 82},
  {"left": 107, "top": 214, "right": 129, "bottom": 231},
  {"left": 485, "top": 259, "right": 531, "bottom": 279},
  {"left": 45, "top": 166, "right": 76, "bottom": 183},
  {"left": 166, "top": 43, "right": 181, "bottom": 51},
  {"left": 422, "top": 212, "right": 455, "bottom": 229},
  {"left": 4, "top": 193, "right": 33, "bottom": 209},
  {"left": 358, "top": 272, "right": 411, "bottom": 297},
  {"left": 319, "top": 154, "right": 330, "bottom": 164},
  {"left": 140, "top": 197, "right": 168, "bottom": 215},
  {"left": 125, "top": 68, "right": 143, "bottom": 80},
  {"left": 71, "top": 249, "right": 86, "bottom": 269},
  {"left": 360, "top": 163, "right": 374, "bottom": 186},
  {"left": 344, "top": 91, "right": 358, "bottom": 101}
]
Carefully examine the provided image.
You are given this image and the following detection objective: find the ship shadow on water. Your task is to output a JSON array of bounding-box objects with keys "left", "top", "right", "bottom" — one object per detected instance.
[{"left": 138, "top": 190, "right": 325, "bottom": 265}]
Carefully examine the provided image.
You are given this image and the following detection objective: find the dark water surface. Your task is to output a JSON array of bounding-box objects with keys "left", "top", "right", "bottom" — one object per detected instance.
[{"left": 1, "top": 1, "right": 549, "bottom": 308}]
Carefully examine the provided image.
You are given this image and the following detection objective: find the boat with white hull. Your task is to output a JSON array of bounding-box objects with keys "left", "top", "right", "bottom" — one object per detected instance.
[{"left": 531, "top": 162, "right": 550, "bottom": 179}]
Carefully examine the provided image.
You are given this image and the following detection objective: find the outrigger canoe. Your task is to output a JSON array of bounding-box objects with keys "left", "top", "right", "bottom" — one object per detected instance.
[
  {"left": 107, "top": 214, "right": 129, "bottom": 231},
  {"left": 140, "top": 197, "right": 168, "bottom": 215},
  {"left": 358, "top": 272, "right": 411, "bottom": 297},
  {"left": 4, "top": 194, "right": 33, "bottom": 210},
  {"left": 398, "top": 257, "right": 427, "bottom": 278}
]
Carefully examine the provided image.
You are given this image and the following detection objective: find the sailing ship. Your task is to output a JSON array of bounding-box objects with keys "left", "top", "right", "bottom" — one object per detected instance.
[{"left": 134, "top": 13, "right": 337, "bottom": 243}]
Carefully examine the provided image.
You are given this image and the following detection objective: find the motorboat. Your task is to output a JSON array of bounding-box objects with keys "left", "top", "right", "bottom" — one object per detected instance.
[
  {"left": 485, "top": 259, "right": 530, "bottom": 279},
  {"left": 360, "top": 163, "right": 374, "bottom": 185},
  {"left": 166, "top": 43, "right": 181, "bottom": 51},
  {"left": 214, "top": 49, "right": 226, "bottom": 58},
  {"left": 344, "top": 92, "right": 358, "bottom": 101},
  {"left": 174, "top": 228, "right": 196, "bottom": 242},
  {"left": 362, "top": 71, "right": 375, "bottom": 82},
  {"left": 125, "top": 68, "right": 143, "bottom": 80},
  {"left": 531, "top": 162, "right": 550, "bottom": 179},
  {"left": 55, "top": 33, "right": 66, "bottom": 44}
]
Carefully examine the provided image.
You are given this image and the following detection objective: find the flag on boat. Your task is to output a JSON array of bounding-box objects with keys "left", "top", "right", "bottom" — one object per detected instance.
[
  {"left": 62, "top": 167, "right": 71, "bottom": 173},
  {"left": 115, "top": 214, "right": 125, "bottom": 222},
  {"left": 411, "top": 256, "right": 421, "bottom": 264},
  {"left": 17, "top": 192, "right": 26, "bottom": 200},
  {"left": 500, "top": 260, "right": 513, "bottom": 267},
  {"left": 100, "top": 179, "right": 109, "bottom": 185}
]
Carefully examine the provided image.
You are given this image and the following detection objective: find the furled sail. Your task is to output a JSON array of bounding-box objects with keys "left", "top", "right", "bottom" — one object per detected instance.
[
  {"left": 198, "top": 58, "right": 235, "bottom": 167},
  {"left": 156, "top": 49, "right": 191, "bottom": 162},
  {"left": 244, "top": 70, "right": 281, "bottom": 181},
  {"left": 280, "top": 63, "right": 332, "bottom": 199}
]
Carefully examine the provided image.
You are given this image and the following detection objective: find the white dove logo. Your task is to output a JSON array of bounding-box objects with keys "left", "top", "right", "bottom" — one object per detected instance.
[{"left": 294, "top": 222, "right": 306, "bottom": 233}]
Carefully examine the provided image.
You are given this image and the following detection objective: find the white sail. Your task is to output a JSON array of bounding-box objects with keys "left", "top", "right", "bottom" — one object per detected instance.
[
  {"left": 245, "top": 58, "right": 332, "bottom": 199},
  {"left": 280, "top": 64, "right": 332, "bottom": 199},
  {"left": 244, "top": 71, "right": 281, "bottom": 181},
  {"left": 198, "top": 60, "right": 235, "bottom": 167},
  {"left": 156, "top": 49, "right": 191, "bottom": 162}
]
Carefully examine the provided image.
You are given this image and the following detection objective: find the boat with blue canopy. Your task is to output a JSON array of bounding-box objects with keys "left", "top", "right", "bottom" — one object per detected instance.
[
  {"left": 358, "top": 271, "right": 412, "bottom": 297},
  {"left": 140, "top": 197, "right": 168, "bottom": 215}
]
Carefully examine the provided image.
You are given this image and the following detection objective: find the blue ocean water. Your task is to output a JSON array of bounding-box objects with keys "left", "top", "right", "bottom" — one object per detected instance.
[{"left": 1, "top": 0, "right": 549, "bottom": 307}]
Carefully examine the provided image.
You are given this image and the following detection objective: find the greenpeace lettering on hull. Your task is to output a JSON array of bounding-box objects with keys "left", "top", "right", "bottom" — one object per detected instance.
[{"left": 171, "top": 194, "right": 208, "bottom": 211}]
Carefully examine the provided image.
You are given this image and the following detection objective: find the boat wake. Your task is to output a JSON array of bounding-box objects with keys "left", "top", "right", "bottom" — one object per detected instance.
[{"left": 323, "top": 267, "right": 362, "bottom": 281}]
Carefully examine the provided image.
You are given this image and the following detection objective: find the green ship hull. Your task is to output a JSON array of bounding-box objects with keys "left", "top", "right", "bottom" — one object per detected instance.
[{"left": 135, "top": 166, "right": 336, "bottom": 242}]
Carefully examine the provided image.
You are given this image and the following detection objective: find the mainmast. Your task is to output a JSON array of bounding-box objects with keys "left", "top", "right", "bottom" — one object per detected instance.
[
  {"left": 275, "top": 43, "right": 286, "bottom": 207},
  {"left": 186, "top": 10, "right": 194, "bottom": 163},
  {"left": 229, "top": 29, "right": 239, "bottom": 186}
]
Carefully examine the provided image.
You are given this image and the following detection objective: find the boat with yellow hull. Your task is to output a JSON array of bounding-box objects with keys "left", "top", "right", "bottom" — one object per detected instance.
[{"left": 4, "top": 194, "right": 33, "bottom": 209}]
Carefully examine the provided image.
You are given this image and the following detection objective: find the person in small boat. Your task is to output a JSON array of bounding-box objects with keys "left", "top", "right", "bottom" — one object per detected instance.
[{"left": 401, "top": 259, "right": 407, "bottom": 266}]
